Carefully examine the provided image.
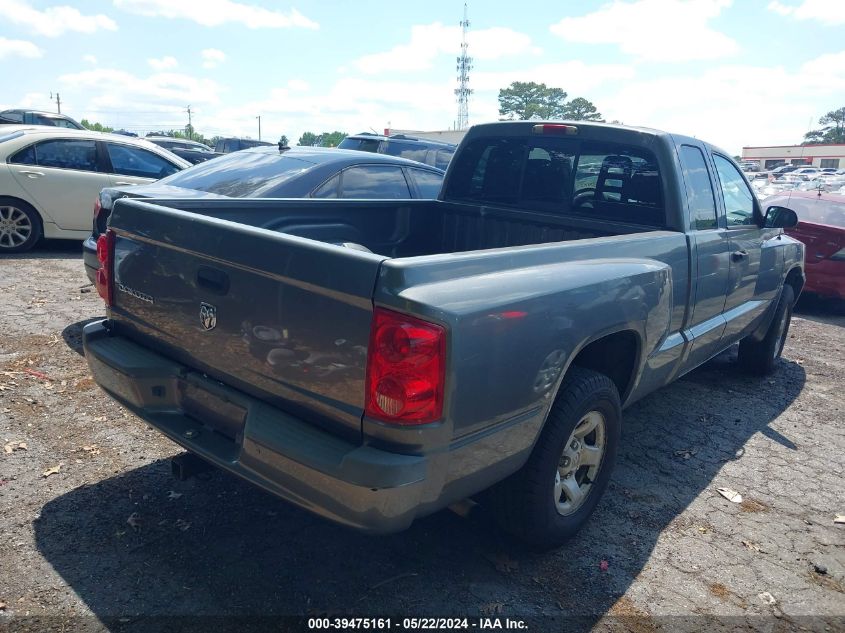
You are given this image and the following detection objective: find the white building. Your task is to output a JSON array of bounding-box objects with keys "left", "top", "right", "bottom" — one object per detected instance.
[{"left": 741, "top": 143, "right": 845, "bottom": 170}]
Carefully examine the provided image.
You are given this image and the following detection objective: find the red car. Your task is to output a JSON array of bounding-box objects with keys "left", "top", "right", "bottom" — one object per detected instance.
[{"left": 765, "top": 192, "right": 845, "bottom": 300}]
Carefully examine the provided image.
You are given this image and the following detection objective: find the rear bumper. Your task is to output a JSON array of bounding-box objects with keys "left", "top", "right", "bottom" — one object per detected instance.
[
  {"left": 83, "top": 235, "right": 98, "bottom": 284},
  {"left": 82, "top": 320, "right": 439, "bottom": 533}
]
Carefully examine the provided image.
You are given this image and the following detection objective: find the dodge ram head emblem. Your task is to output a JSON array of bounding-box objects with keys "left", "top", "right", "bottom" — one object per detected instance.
[{"left": 199, "top": 303, "right": 217, "bottom": 331}]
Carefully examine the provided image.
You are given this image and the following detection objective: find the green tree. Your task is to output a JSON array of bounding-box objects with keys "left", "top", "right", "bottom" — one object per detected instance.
[
  {"left": 320, "top": 131, "right": 347, "bottom": 147},
  {"left": 298, "top": 131, "right": 318, "bottom": 146},
  {"left": 279, "top": 135, "right": 289, "bottom": 147},
  {"left": 803, "top": 107, "right": 845, "bottom": 144},
  {"left": 498, "top": 82, "right": 568, "bottom": 120},
  {"left": 561, "top": 97, "right": 603, "bottom": 122},
  {"left": 80, "top": 119, "right": 114, "bottom": 133}
]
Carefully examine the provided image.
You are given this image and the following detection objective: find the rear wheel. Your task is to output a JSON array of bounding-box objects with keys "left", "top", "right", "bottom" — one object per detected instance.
[
  {"left": 0, "top": 199, "right": 42, "bottom": 253},
  {"left": 738, "top": 284, "right": 794, "bottom": 375},
  {"left": 487, "top": 367, "right": 621, "bottom": 549}
]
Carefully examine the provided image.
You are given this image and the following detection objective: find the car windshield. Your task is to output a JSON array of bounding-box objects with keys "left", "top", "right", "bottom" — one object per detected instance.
[
  {"left": 798, "top": 202, "right": 845, "bottom": 227},
  {"left": 157, "top": 150, "right": 312, "bottom": 196}
]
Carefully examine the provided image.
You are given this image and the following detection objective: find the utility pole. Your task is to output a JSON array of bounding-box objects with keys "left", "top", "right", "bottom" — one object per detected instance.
[
  {"left": 50, "top": 92, "right": 61, "bottom": 114},
  {"left": 185, "top": 105, "right": 193, "bottom": 140},
  {"left": 455, "top": 3, "right": 472, "bottom": 130},
  {"left": 256, "top": 115, "right": 261, "bottom": 141}
]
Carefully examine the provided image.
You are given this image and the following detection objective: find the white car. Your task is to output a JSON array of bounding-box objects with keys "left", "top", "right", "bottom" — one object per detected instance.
[{"left": 0, "top": 126, "right": 190, "bottom": 252}]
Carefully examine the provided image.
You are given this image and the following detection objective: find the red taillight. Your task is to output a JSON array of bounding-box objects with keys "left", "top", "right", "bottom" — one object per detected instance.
[
  {"left": 532, "top": 123, "right": 578, "bottom": 136},
  {"left": 365, "top": 308, "right": 446, "bottom": 425},
  {"left": 95, "top": 230, "right": 115, "bottom": 306}
]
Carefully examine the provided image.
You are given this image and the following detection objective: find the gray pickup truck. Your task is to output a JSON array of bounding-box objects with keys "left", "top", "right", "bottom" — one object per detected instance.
[{"left": 83, "top": 121, "right": 805, "bottom": 547}]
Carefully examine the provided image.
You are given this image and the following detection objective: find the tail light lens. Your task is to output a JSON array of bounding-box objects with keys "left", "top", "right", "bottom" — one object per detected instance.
[
  {"left": 365, "top": 308, "right": 446, "bottom": 424},
  {"left": 95, "top": 229, "right": 115, "bottom": 306}
]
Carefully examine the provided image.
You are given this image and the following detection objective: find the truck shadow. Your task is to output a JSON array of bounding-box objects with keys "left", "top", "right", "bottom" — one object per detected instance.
[{"left": 33, "top": 350, "right": 806, "bottom": 629}]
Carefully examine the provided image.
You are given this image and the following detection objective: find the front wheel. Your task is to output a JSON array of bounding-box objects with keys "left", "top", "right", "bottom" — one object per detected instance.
[
  {"left": 487, "top": 367, "right": 621, "bottom": 549},
  {"left": 738, "top": 284, "right": 795, "bottom": 375}
]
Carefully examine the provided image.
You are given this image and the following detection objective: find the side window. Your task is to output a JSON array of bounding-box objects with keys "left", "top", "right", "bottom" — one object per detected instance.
[
  {"left": 679, "top": 145, "right": 718, "bottom": 230},
  {"left": 106, "top": 143, "right": 179, "bottom": 179},
  {"left": 9, "top": 143, "right": 37, "bottom": 166},
  {"left": 712, "top": 154, "right": 755, "bottom": 227},
  {"left": 385, "top": 141, "right": 427, "bottom": 164},
  {"left": 572, "top": 143, "right": 664, "bottom": 226},
  {"left": 30, "top": 139, "right": 99, "bottom": 172},
  {"left": 339, "top": 166, "right": 411, "bottom": 199},
  {"left": 311, "top": 174, "right": 340, "bottom": 198},
  {"left": 408, "top": 168, "right": 443, "bottom": 198},
  {"left": 434, "top": 149, "right": 454, "bottom": 170},
  {"left": 3, "top": 111, "right": 23, "bottom": 122}
]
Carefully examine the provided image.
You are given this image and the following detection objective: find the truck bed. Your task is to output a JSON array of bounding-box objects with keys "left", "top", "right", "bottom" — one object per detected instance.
[{"left": 139, "top": 197, "right": 654, "bottom": 258}]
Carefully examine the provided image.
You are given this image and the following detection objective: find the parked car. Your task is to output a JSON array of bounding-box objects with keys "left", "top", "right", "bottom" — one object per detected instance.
[
  {"left": 0, "top": 125, "right": 189, "bottom": 252},
  {"left": 82, "top": 145, "right": 445, "bottom": 281},
  {"left": 338, "top": 133, "right": 456, "bottom": 170},
  {"left": 0, "top": 109, "right": 84, "bottom": 130},
  {"left": 145, "top": 136, "right": 223, "bottom": 164},
  {"left": 83, "top": 120, "right": 803, "bottom": 547},
  {"left": 766, "top": 191, "right": 844, "bottom": 301},
  {"left": 753, "top": 164, "right": 800, "bottom": 181},
  {"left": 789, "top": 167, "right": 822, "bottom": 180},
  {"left": 739, "top": 160, "right": 759, "bottom": 172},
  {"left": 214, "top": 137, "right": 273, "bottom": 153}
]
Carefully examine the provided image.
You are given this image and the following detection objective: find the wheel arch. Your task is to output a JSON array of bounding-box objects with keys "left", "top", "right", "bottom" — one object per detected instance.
[
  {"left": 0, "top": 195, "right": 47, "bottom": 228},
  {"left": 784, "top": 266, "right": 804, "bottom": 304}
]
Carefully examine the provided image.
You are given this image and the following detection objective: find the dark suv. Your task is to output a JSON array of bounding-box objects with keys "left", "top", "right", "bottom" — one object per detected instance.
[
  {"left": 214, "top": 137, "right": 274, "bottom": 153},
  {"left": 338, "top": 133, "right": 456, "bottom": 170}
]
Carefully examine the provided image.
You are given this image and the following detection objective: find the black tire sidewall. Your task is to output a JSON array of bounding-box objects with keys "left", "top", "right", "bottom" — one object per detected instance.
[
  {"left": 0, "top": 198, "right": 42, "bottom": 254},
  {"left": 538, "top": 392, "right": 621, "bottom": 538},
  {"left": 520, "top": 370, "right": 621, "bottom": 546}
]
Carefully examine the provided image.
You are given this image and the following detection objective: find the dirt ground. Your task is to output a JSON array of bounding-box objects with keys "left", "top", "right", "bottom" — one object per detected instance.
[{"left": 1, "top": 242, "right": 843, "bottom": 633}]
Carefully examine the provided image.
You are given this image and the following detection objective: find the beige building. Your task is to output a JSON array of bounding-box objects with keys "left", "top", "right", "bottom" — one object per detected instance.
[{"left": 741, "top": 143, "right": 845, "bottom": 170}]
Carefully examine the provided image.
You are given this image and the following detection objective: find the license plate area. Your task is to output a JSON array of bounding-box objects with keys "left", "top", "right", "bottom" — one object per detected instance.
[{"left": 179, "top": 379, "right": 247, "bottom": 443}]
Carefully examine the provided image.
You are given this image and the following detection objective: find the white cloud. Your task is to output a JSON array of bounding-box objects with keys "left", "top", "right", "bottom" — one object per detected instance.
[
  {"left": 287, "top": 79, "right": 309, "bottom": 92},
  {"left": 113, "top": 0, "right": 318, "bottom": 29},
  {"left": 550, "top": 0, "right": 739, "bottom": 62},
  {"left": 148, "top": 56, "right": 178, "bottom": 70},
  {"left": 0, "top": 36, "right": 42, "bottom": 60},
  {"left": 598, "top": 51, "right": 845, "bottom": 152},
  {"left": 767, "top": 0, "right": 845, "bottom": 24},
  {"left": 352, "top": 22, "right": 537, "bottom": 74},
  {"left": 201, "top": 48, "right": 226, "bottom": 69},
  {"left": 58, "top": 68, "right": 223, "bottom": 132},
  {"left": 83, "top": 54, "right": 98, "bottom": 64},
  {"left": 0, "top": 0, "right": 117, "bottom": 37}
]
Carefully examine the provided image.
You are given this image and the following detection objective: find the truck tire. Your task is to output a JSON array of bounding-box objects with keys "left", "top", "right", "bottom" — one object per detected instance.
[
  {"left": 0, "top": 198, "right": 42, "bottom": 254},
  {"left": 737, "top": 284, "right": 794, "bottom": 376},
  {"left": 488, "top": 366, "right": 621, "bottom": 549}
]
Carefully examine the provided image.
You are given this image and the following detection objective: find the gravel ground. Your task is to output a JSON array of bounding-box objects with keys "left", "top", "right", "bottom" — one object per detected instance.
[{"left": 1, "top": 243, "right": 843, "bottom": 633}]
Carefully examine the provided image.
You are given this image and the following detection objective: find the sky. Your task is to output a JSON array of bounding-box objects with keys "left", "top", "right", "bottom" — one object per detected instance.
[{"left": 1, "top": 0, "right": 844, "bottom": 154}]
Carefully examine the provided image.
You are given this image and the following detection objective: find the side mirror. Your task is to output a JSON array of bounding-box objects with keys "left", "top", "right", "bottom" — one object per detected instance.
[{"left": 764, "top": 206, "right": 798, "bottom": 229}]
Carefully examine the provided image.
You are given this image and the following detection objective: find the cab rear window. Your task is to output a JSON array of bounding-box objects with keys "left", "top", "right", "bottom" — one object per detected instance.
[{"left": 445, "top": 137, "right": 664, "bottom": 227}]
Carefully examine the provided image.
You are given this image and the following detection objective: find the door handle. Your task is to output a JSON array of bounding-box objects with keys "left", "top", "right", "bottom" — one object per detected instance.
[
  {"left": 731, "top": 250, "right": 748, "bottom": 261},
  {"left": 19, "top": 170, "right": 44, "bottom": 178}
]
